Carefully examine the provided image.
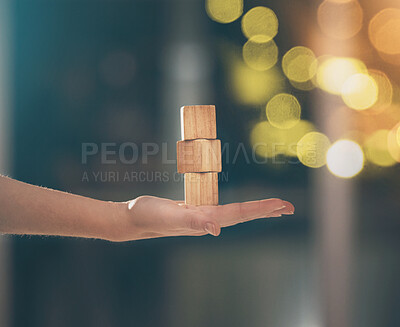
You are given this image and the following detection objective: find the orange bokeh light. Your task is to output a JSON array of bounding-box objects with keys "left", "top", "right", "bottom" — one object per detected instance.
[{"left": 369, "top": 8, "right": 400, "bottom": 55}]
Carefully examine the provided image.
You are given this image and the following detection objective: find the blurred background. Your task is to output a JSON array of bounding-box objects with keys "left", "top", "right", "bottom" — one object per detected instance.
[{"left": 0, "top": 0, "right": 400, "bottom": 326}]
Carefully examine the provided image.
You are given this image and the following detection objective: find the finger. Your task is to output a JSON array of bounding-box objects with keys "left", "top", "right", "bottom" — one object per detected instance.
[
  {"left": 175, "top": 209, "right": 221, "bottom": 237},
  {"left": 247, "top": 204, "right": 295, "bottom": 220},
  {"left": 178, "top": 199, "right": 294, "bottom": 216},
  {"left": 237, "top": 200, "right": 295, "bottom": 221},
  {"left": 280, "top": 200, "right": 295, "bottom": 214},
  {"left": 230, "top": 201, "right": 294, "bottom": 227},
  {"left": 174, "top": 230, "right": 208, "bottom": 237},
  {"left": 203, "top": 198, "right": 294, "bottom": 228},
  {"left": 221, "top": 207, "right": 286, "bottom": 226},
  {"left": 190, "top": 212, "right": 221, "bottom": 236},
  {"left": 267, "top": 206, "right": 295, "bottom": 218},
  {"left": 137, "top": 231, "right": 208, "bottom": 240}
]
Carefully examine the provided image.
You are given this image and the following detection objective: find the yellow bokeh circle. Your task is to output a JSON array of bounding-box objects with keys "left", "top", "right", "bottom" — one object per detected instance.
[
  {"left": 316, "top": 56, "right": 367, "bottom": 94},
  {"left": 297, "top": 132, "right": 331, "bottom": 168},
  {"left": 250, "top": 120, "right": 315, "bottom": 158},
  {"left": 289, "top": 79, "right": 316, "bottom": 91},
  {"left": 282, "top": 46, "right": 317, "bottom": 83},
  {"left": 241, "top": 6, "right": 278, "bottom": 42},
  {"left": 206, "top": 0, "right": 243, "bottom": 24},
  {"left": 251, "top": 121, "right": 284, "bottom": 158},
  {"left": 242, "top": 39, "right": 278, "bottom": 71},
  {"left": 326, "top": 140, "right": 364, "bottom": 178},
  {"left": 364, "top": 69, "right": 393, "bottom": 115},
  {"left": 284, "top": 120, "right": 316, "bottom": 157},
  {"left": 341, "top": 73, "right": 378, "bottom": 110},
  {"left": 266, "top": 93, "right": 301, "bottom": 129},
  {"left": 397, "top": 125, "right": 400, "bottom": 146},
  {"left": 387, "top": 123, "right": 400, "bottom": 163},
  {"left": 364, "top": 129, "right": 397, "bottom": 167},
  {"left": 231, "top": 61, "right": 285, "bottom": 105}
]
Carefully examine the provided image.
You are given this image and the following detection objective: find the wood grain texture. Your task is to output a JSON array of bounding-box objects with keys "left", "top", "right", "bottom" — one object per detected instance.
[
  {"left": 180, "top": 105, "right": 217, "bottom": 140},
  {"left": 177, "top": 139, "right": 221, "bottom": 173},
  {"left": 184, "top": 172, "right": 218, "bottom": 206}
]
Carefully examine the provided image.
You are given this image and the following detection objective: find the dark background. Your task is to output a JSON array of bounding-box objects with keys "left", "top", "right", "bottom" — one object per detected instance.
[{"left": 4, "top": 0, "right": 400, "bottom": 326}]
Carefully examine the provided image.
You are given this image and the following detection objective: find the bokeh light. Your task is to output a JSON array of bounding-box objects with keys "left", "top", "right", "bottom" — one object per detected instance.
[
  {"left": 250, "top": 120, "right": 315, "bottom": 158},
  {"left": 289, "top": 79, "right": 316, "bottom": 91},
  {"left": 266, "top": 93, "right": 301, "bottom": 129},
  {"left": 317, "top": 0, "right": 363, "bottom": 40},
  {"left": 351, "top": 104, "right": 400, "bottom": 137},
  {"left": 316, "top": 56, "right": 367, "bottom": 94},
  {"left": 251, "top": 121, "right": 285, "bottom": 158},
  {"left": 230, "top": 60, "right": 285, "bottom": 105},
  {"left": 206, "top": 0, "right": 243, "bottom": 23},
  {"left": 326, "top": 140, "right": 364, "bottom": 178},
  {"left": 341, "top": 73, "right": 378, "bottom": 110},
  {"left": 282, "top": 46, "right": 317, "bottom": 83},
  {"left": 397, "top": 125, "right": 400, "bottom": 146},
  {"left": 369, "top": 8, "right": 400, "bottom": 55},
  {"left": 284, "top": 120, "right": 316, "bottom": 157},
  {"left": 363, "top": 70, "right": 393, "bottom": 114},
  {"left": 241, "top": 6, "right": 278, "bottom": 43},
  {"left": 364, "top": 129, "right": 397, "bottom": 167},
  {"left": 243, "top": 39, "right": 278, "bottom": 71},
  {"left": 387, "top": 123, "right": 400, "bottom": 162},
  {"left": 377, "top": 51, "right": 400, "bottom": 66},
  {"left": 297, "top": 132, "right": 331, "bottom": 168}
]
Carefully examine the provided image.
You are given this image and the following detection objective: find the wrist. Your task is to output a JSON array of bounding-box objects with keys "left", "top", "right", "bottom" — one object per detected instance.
[{"left": 99, "top": 201, "right": 131, "bottom": 242}]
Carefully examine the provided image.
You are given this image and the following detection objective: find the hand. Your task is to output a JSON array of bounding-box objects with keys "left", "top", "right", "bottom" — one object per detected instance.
[
  {"left": 111, "top": 196, "right": 295, "bottom": 241},
  {"left": 0, "top": 176, "right": 294, "bottom": 241}
]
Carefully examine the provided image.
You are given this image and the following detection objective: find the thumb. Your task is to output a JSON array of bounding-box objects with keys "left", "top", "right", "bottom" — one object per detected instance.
[{"left": 186, "top": 211, "right": 221, "bottom": 237}]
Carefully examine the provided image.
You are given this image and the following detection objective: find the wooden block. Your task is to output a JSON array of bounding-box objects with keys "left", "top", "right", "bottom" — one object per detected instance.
[
  {"left": 184, "top": 172, "right": 218, "bottom": 206},
  {"left": 177, "top": 139, "right": 221, "bottom": 173},
  {"left": 180, "top": 105, "right": 217, "bottom": 140}
]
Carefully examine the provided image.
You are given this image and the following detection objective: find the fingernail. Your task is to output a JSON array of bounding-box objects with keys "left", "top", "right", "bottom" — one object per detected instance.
[
  {"left": 204, "top": 223, "right": 217, "bottom": 236},
  {"left": 281, "top": 206, "right": 294, "bottom": 213},
  {"left": 270, "top": 214, "right": 282, "bottom": 218}
]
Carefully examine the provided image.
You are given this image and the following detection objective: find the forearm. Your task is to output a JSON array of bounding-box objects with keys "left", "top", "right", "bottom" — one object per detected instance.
[
  {"left": 0, "top": 175, "right": 124, "bottom": 241},
  {"left": 0, "top": 176, "right": 295, "bottom": 242}
]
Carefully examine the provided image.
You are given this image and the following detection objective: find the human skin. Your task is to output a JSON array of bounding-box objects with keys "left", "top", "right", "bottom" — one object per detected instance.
[{"left": 0, "top": 175, "right": 295, "bottom": 242}]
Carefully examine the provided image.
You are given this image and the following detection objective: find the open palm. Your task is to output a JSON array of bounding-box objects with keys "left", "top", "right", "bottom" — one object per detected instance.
[{"left": 117, "top": 196, "right": 295, "bottom": 241}]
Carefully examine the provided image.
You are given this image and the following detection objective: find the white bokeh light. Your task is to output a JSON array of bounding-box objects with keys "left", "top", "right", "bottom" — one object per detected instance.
[{"left": 326, "top": 140, "right": 364, "bottom": 178}]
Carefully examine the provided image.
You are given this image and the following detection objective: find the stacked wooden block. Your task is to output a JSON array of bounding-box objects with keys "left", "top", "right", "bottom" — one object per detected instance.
[{"left": 177, "top": 105, "right": 221, "bottom": 206}]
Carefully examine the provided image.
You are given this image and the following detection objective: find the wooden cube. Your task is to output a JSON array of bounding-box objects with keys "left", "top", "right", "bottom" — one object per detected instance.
[
  {"left": 180, "top": 105, "right": 217, "bottom": 140},
  {"left": 177, "top": 139, "right": 221, "bottom": 173},
  {"left": 184, "top": 172, "right": 218, "bottom": 206}
]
